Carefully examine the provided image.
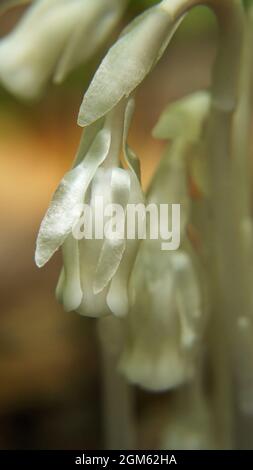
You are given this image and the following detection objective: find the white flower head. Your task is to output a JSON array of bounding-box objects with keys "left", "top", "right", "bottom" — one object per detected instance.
[
  {"left": 119, "top": 243, "right": 206, "bottom": 391},
  {"left": 0, "top": 0, "right": 127, "bottom": 99},
  {"left": 35, "top": 97, "right": 144, "bottom": 318}
]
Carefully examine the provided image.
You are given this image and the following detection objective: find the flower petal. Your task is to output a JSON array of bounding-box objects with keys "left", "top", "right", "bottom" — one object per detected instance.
[
  {"left": 35, "top": 166, "right": 89, "bottom": 268},
  {"left": 78, "top": 5, "right": 172, "bottom": 126},
  {"left": 171, "top": 251, "right": 202, "bottom": 349},
  {"left": 61, "top": 234, "right": 83, "bottom": 312},
  {"left": 153, "top": 91, "right": 210, "bottom": 142},
  {"left": 93, "top": 168, "right": 131, "bottom": 294},
  {"left": 110, "top": 167, "right": 131, "bottom": 208},
  {"left": 35, "top": 128, "right": 111, "bottom": 267},
  {"left": 106, "top": 238, "right": 138, "bottom": 317},
  {"left": 93, "top": 237, "right": 126, "bottom": 295},
  {"left": 106, "top": 172, "right": 144, "bottom": 317},
  {"left": 77, "top": 237, "right": 110, "bottom": 318},
  {"left": 73, "top": 118, "right": 104, "bottom": 167}
]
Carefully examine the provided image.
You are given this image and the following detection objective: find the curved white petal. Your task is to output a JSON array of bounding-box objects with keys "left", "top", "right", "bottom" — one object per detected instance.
[
  {"left": 35, "top": 165, "right": 90, "bottom": 268},
  {"left": 73, "top": 118, "right": 104, "bottom": 167},
  {"left": 61, "top": 234, "right": 83, "bottom": 312},
  {"left": 107, "top": 170, "right": 144, "bottom": 316},
  {"left": 153, "top": 91, "right": 210, "bottom": 142},
  {"left": 171, "top": 251, "right": 203, "bottom": 349},
  {"left": 110, "top": 167, "right": 131, "bottom": 208},
  {"left": 77, "top": 237, "right": 110, "bottom": 318},
  {"left": 76, "top": 167, "right": 112, "bottom": 317},
  {"left": 35, "top": 128, "right": 111, "bottom": 267},
  {"left": 94, "top": 237, "right": 126, "bottom": 295},
  {"left": 93, "top": 168, "right": 130, "bottom": 294},
  {"left": 78, "top": 5, "right": 172, "bottom": 126}
]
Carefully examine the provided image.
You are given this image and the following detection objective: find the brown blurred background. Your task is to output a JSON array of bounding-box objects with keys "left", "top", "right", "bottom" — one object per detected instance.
[{"left": 0, "top": 2, "right": 217, "bottom": 449}]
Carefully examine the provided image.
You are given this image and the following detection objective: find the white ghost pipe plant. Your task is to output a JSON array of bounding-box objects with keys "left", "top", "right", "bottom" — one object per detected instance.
[
  {"left": 35, "top": 98, "right": 144, "bottom": 318},
  {"left": 30, "top": 0, "right": 247, "bottom": 448},
  {"left": 0, "top": 0, "right": 128, "bottom": 99}
]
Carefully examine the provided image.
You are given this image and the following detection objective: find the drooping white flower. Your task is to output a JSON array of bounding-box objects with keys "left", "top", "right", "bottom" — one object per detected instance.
[
  {"left": 118, "top": 92, "right": 210, "bottom": 391},
  {"left": 0, "top": 0, "right": 127, "bottom": 99},
  {"left": 35, "top": 98, "right": 144, "bottom": 318},
  {"left": 119, "top": 243, "right": 206, "bottom": 391}
]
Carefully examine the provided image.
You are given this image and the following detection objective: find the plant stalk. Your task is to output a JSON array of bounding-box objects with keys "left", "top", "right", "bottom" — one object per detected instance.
[
  {"left": 162, "top": 0, "right": 245, "bottom": 447},
  {"left": 98, "top": 317, "right": 136, "bottom": 449}
]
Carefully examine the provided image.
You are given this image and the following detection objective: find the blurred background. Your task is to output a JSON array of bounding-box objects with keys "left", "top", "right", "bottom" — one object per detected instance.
[{"left": 0, "top": 0, "right": 219, "bottom": 449}]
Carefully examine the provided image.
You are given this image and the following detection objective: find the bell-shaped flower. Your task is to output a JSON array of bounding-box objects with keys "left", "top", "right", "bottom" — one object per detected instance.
[
  {"left": 118, "top": 93, "right": 209, "bottom": 391},
  {"left": 35, "top": 98, "right": 144, "bottom": 318},
  {"left": 0, "top": 0, "right": 127, "bottom": 99},
  {"left": 119, "top": 241, "right": 207, "bottom": 391}
]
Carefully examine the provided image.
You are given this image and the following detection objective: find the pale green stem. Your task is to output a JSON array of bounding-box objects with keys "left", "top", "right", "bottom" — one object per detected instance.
[
  {"left": 103, "top": 99, "right": 127, "bottom": 168},
  {"left": 229, "top": 6, "right": 253, "bottom": 445},
  {"left": 161, "top": 0, "right": 244, "bottom": 447},
  {"left": 97, "top": 317, "right": 136, "bottom": 449},
  {"left": 232, "top": 9, "right": 253, "bottom": 222}
]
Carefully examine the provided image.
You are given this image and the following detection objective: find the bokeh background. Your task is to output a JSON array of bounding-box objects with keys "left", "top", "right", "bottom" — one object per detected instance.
[{"left": 0, "top": 0, "right": 219, "bottom": 449}]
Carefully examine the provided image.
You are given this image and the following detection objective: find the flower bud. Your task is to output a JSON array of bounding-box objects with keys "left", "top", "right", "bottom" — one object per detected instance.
[
  {"left": 36, "top": 98, "right": 144, "bottom": 318},
  {"left": 119, "top": 244, "right": 205, "bottom": 391}
]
